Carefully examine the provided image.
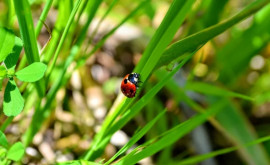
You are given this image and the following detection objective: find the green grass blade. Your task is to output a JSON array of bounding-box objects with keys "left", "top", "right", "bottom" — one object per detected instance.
[
  {"left": 115, "top": 100, "right": 227, "bottom": 165},
  {"left": 41, "top": 0, "right": 73, "bottom": 64},
  {"left": 160, "top": 71, "right": 205, "bottom": 113},
  {"left": 0, "top": 116, "right": 14, "bottom": 132},
  {"left": 178, "top": 135, "right": 270, "bottom": 165},
  {"left": 145, "top": 94, "right": 168, "bottom": 138},
  {"left": 135, "top": 0, "right": 195, "bottom": 80},
  {"left": 85, "top": 0, "right": 150, "bottom": 118},
  {"left": 13, "top": 0, "right": 45, "bottom": 97},
  {"left": 46, "top": 0, "right": 82, "bottom": 77},
  {"left": 35, "top": 0, "right": 54, "bottom": 38},
  {"left": 81, "top": 2, "right": 153, "bottom": 157},
  {"left": 185, "top": 81, "right": 253, "bottom": 101},
  {"left": 22, "top": 0, "right": 103, "bottom": 146},
  {"left": 75, "top": 0, "right": 103, "bottom": 46},
  {"left": 22, "top": 0, "right": 101, "bottom": 144},
  {"left": 217, "top": 4, "right": 270, "bottom": 84},
  {"left": 56, "top": 160, "right": 102, "bottom": 165},
  {"left": 156, "top": 0, "right": 270, "bottom": 69},
  {"left": 201, "top": 0, "right": 229, "bottom": 28},
  {"left": 44, "top": 0, "right": 103, "bottom": 78},
  {"left": 13, "top": 0, "right": 40, "bottom": 63},
  {"left": 4, "top": 0, "right": 15, "bottom": 28},
  {"left": 22, "top": 47, "right": 78, "bottom": 146},
  {"left": 0, "top": 131, "right": 9, "bottom": 148},
  {"left": 145, "top": 96, "right": 171, "bottom": 164},
  {"left": 105, "top": 110, "right": 166, "bottom": 165},
  {"left": 211, "top": 4, "right": 270, "bottom": 165},
  {"left": 89, "top": 0, "right": 119, "bottom": 41},
  {"left": 42, "top": 0, "right": 102, "bottom": 77},
  {"left": 22, "top": 0, "right": 83, "bottom": 147},
  {"left": 87, "top": 0, "right": 149, "bottom": 56},
  {"left": 212, "top": 97, "right": 269, "bottom": 165}
]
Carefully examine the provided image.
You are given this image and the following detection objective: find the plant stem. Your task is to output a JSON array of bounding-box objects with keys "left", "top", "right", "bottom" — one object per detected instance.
[{"left": 13, "top": 0, "right": 45, "bottom": 97}]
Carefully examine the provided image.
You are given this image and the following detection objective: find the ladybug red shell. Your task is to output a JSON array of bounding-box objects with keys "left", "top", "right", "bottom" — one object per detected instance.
[{"left": 121, "top": 73, "right": 141, "bottom": 98}]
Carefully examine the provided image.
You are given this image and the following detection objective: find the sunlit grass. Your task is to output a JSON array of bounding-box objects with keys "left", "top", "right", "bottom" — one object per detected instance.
[{"left": 0, "top": 0, "right": 270, "bottom": 164}]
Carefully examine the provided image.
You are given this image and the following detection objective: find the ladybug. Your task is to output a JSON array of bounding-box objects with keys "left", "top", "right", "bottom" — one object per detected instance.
[{"left": 121, "top": 73, "right": 141, "bottom": 98}]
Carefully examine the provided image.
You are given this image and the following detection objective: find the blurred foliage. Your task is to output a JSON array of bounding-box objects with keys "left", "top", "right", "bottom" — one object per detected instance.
[{"left": 0, "top": 0, "right": 270, "bottom": 164}]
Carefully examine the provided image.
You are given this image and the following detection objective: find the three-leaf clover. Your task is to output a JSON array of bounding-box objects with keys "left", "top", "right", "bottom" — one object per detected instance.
[
  {"left": 0, "top": 131, "right": 25, "bottom": 162},
  {"left": 0, "top": 27, "right": 47, "bottom": 116}
]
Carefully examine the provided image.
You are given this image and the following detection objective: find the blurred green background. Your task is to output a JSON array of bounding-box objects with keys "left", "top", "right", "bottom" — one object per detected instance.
[{"left": 0, "top": 0, "right": 270, "bottom": 164}]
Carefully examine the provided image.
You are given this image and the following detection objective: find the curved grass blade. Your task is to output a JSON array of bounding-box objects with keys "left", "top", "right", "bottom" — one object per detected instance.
[
  {"left": 217, "top": 4, "right": 270, "bottom": 84},
  {"left": 89, "top": 0, "right": 120, "bottom": 41},
  {"left": 115, "top": 99, "right": 227, "bottom": 165},
  {"left": 211, "top": 4, "right": 270, "bottom": 165},
  {"left": 105, "top": 110, "right": 166, "bottom": 165},
  {"left": 81, "top": 1, "right": 154, "bottom": 158},
  {"left": 41, "top": 0, "right": 74, "bottom": 64},
  {"left": 35, "top": 0, "right": 54, "bottom": 38},
  {"left": 0, "top": 131, "right": 9, "bottom": 148},
  {"left": 18, "top": 0, "right": 53, "bottom": 71},
  {"left": 201, "top": 0, "right": 229, "bottom": 28},
  {"left": 0, "top": 117, "right": 14, "bottom": 132},
  {"left": 211, "top": 97, "right": 269, "bottom": 165},
  {"left": 46, "top": 0, "right": 82, "bottom": 78},
  {"left": 177, "top": 135, "right": 270, "bottom": 165},
  {"left": 87, "top": 0, "right": 149, "bottom": 56},
  {"left": 185, "top": 81, "right": 253, "bottom": 101},
  {"left": 75, "top": 0, "right": 103, "bottom": 46},
  {"left": 56, "top": 160, "right": 102, "bottom": 165},
  {"left": 22, "top": 0, "right": 84, "bottom": 147},
  {"left": 135, "top": 0, "right": 195, "bottom": 80},
  {"left": 156, "top": 0, "right": 270, "bottom": 69}
]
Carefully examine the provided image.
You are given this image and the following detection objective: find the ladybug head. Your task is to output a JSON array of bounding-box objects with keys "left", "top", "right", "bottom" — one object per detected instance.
[{"left": 128, "top": 73, "right": 141, "bottom": 86}]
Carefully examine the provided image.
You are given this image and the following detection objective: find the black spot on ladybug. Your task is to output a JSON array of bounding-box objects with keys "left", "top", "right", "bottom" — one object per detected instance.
[
  {"left": 130, "top": 89, "right": 134, "bottom": 93},
  {"left": 124, "top": 79, "right": 128, "bottom": 84}
]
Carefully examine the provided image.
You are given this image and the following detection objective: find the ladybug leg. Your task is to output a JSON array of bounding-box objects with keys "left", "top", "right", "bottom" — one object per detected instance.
[{"left": 136, "top": 80, "right": 143, "bottom": 87}]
